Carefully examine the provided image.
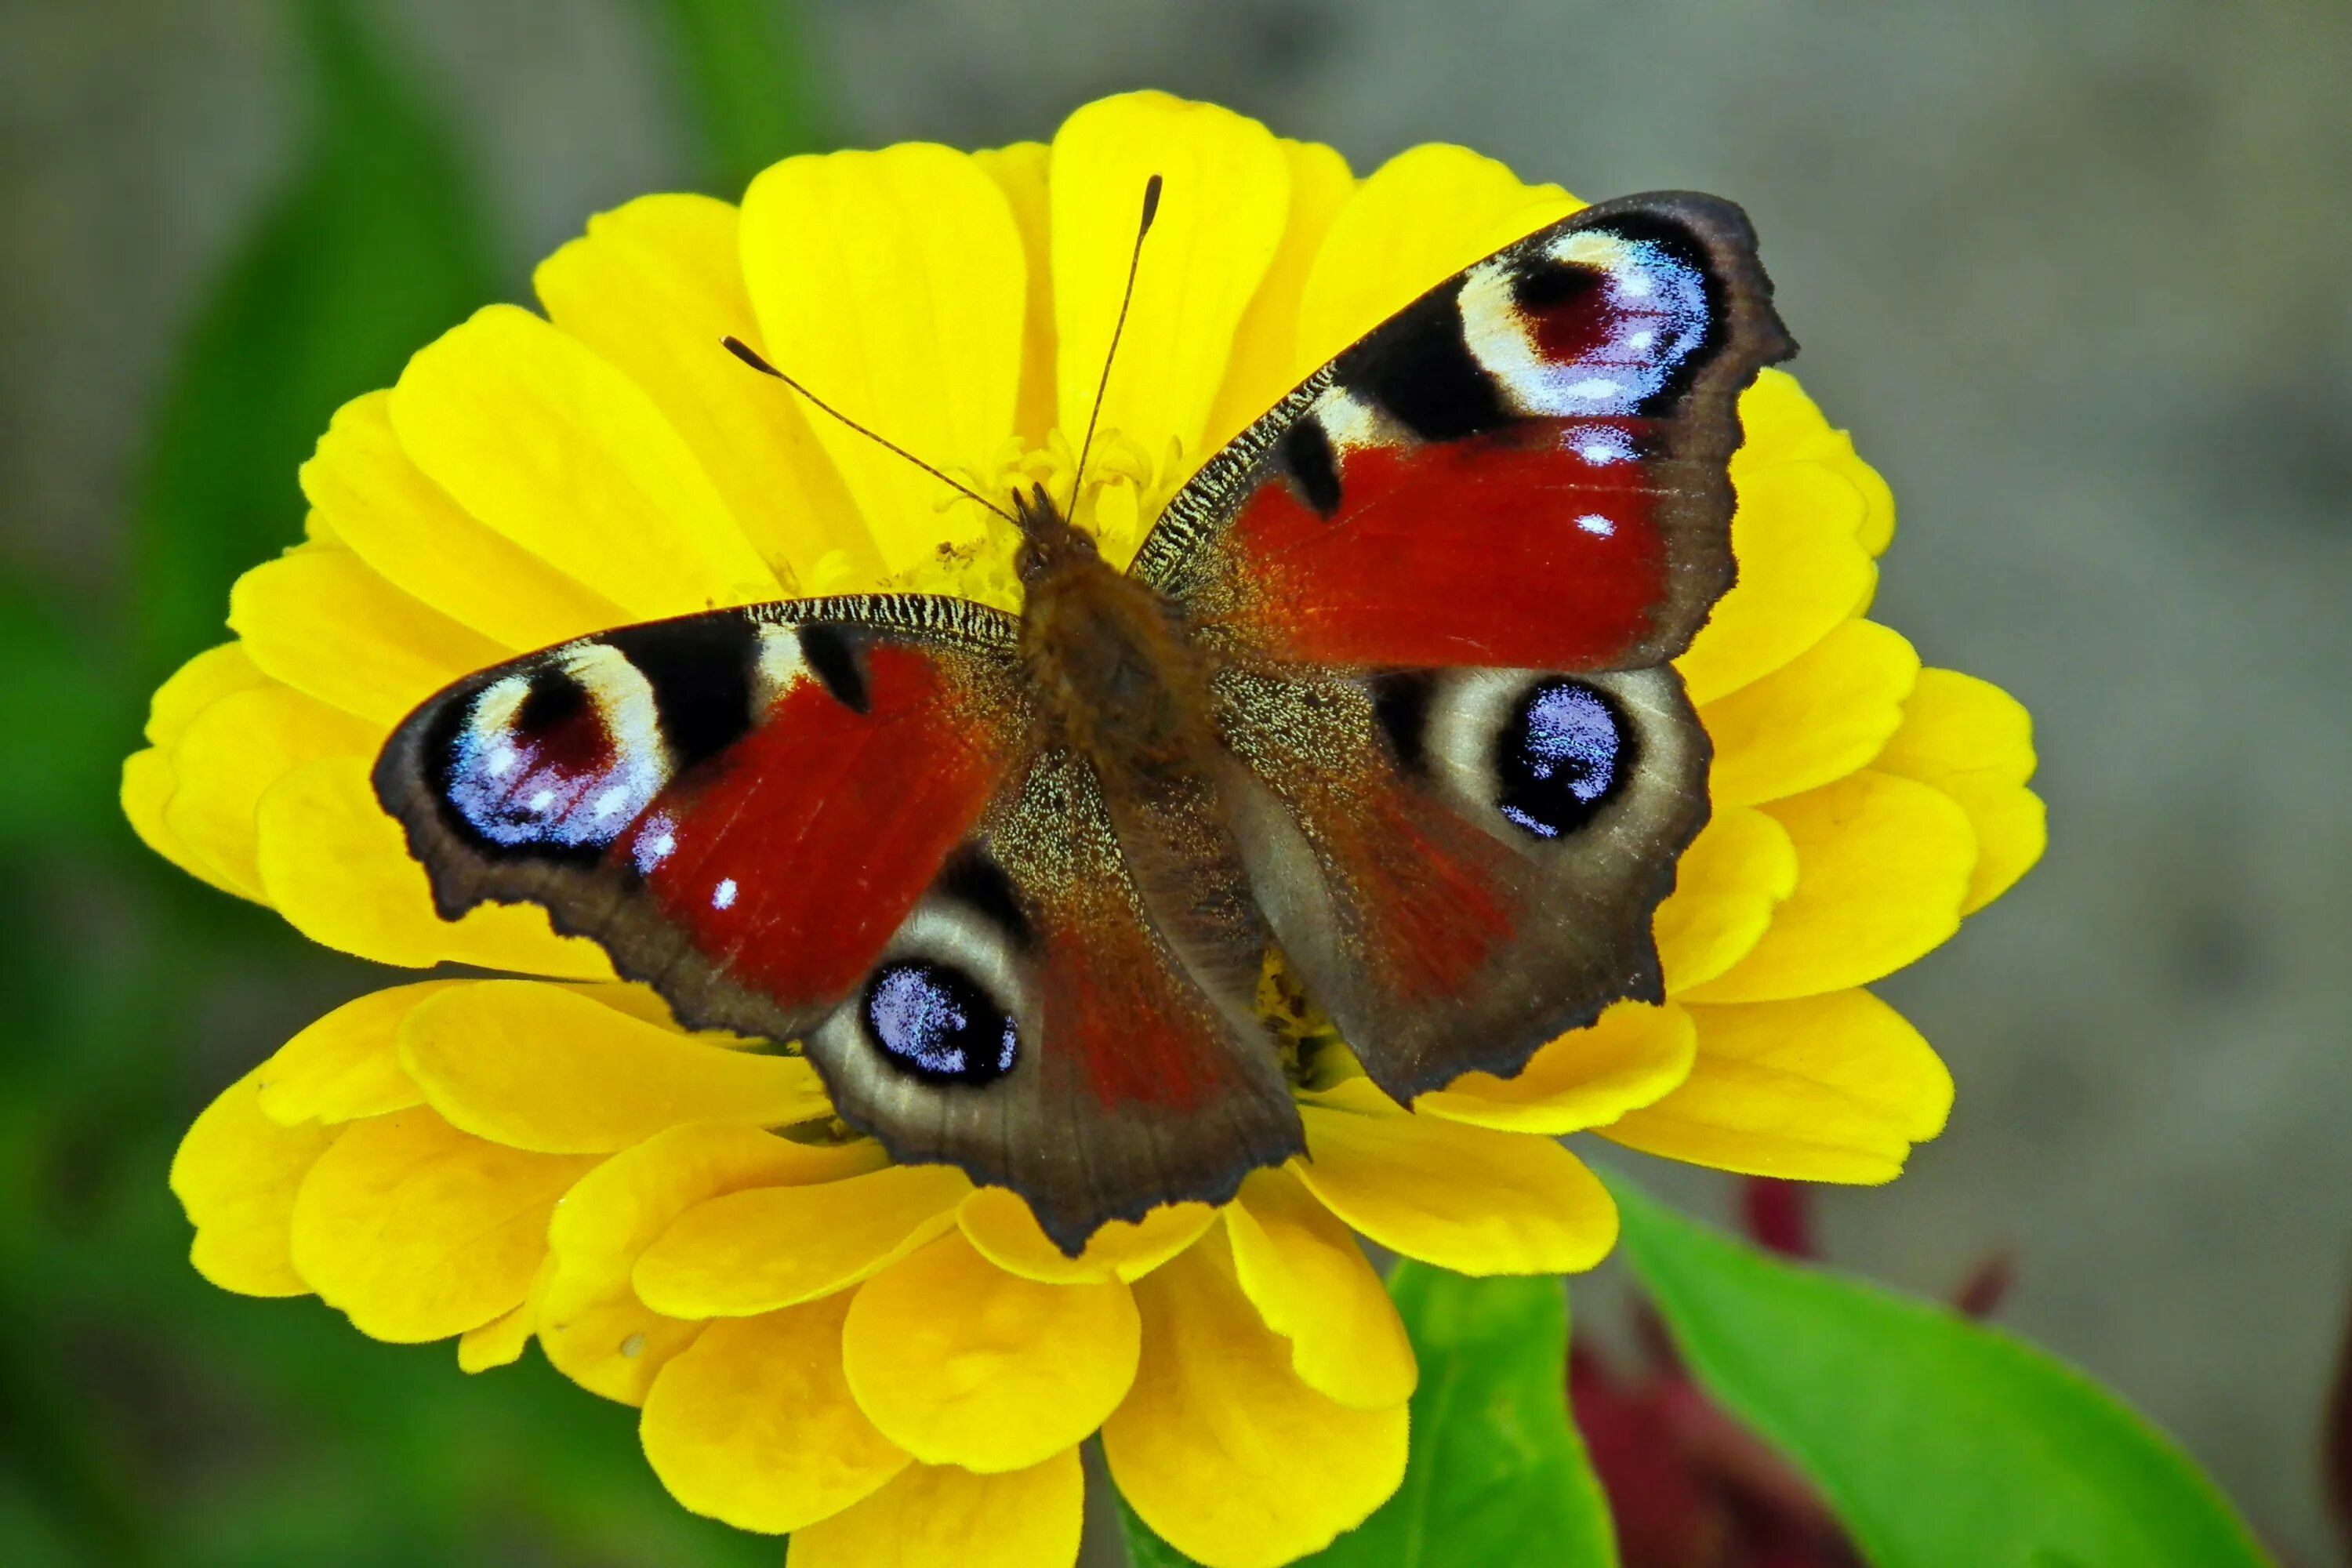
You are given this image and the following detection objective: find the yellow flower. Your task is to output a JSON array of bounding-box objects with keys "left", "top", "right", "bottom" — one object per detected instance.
[{"left": 129, "top": 91, "right": 2042, "bottom": 1568}]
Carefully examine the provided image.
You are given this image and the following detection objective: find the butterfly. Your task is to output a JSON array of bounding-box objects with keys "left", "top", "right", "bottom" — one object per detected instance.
[{"left": 374, "top": 187, "right": 1794, "bottom": 1253}]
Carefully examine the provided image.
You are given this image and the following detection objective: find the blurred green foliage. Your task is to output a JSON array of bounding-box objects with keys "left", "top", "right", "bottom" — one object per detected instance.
[
  {"left": 644, "top": 0, "right": 828, "bottom": 198},
  {"left": 0, "top": 1, "right": 816, "bottom": 1564},
  {"left": 132, "top": 0, "right": 492, "bottom": 684}
]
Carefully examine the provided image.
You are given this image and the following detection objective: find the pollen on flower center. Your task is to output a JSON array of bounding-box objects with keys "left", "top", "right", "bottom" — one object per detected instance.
[{"left": 873, "top": 425, "right": 1190, "bottom": 611}]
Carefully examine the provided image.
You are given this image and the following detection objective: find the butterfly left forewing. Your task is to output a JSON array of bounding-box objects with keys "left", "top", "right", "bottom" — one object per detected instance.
[
  {"left": 1138, "top": 191, "right": 1790, "bottom": 1102},
  {"left": 375, "top": 595, "right": 1028, "bottom": 1044}
]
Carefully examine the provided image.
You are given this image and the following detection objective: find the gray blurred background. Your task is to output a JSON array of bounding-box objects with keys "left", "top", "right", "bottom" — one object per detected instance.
[{"left": 2, "top": 0, "right": 2347, "bottom": 1562}]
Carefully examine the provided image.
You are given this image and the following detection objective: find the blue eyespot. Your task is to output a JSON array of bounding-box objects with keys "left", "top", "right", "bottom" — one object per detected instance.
[
  {"left": 1494, "top": 679, "right": 1634, "bottom": 840},
  {"left": 862, "top": 960, "right": 1018, "bottom": 1085}
]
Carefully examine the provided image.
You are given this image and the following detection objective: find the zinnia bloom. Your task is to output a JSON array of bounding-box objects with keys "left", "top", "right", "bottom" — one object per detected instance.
[{"left": 127, "top": 91, "right": 2042, "bottom": 1568}]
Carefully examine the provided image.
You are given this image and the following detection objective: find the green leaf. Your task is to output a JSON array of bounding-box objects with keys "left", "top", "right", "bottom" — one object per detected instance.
[
  {"left": 134, "top": 0, "right": 492, "bottom": 681},
  {"left": 1606, "top": 1173, "right": 2273, "bottom": 1568},
  {"left": 1113, "top": 1264, "right": 1617, "bottom": 1567},
  {"left": 642, "top": 0, "right": 826, "bottom": 197},
  {"left": 1309, "top": 1264, "right": 1615, "bottom": 1566}
]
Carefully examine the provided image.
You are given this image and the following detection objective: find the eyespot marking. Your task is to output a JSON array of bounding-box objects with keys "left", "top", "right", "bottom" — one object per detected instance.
[
  {"left": 862, "top": 958, "right": 1018, "bottom": 1085},
  {"left": 1494, "top": 678, "right": 1635, "bottom": 839}
]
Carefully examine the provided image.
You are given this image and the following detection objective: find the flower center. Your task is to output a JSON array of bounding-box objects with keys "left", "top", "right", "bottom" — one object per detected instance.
[{"left": 870, "top": 426, "right": 1190, "bottom": 612}]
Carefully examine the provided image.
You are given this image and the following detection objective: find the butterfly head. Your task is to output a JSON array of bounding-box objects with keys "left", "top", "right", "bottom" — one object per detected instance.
[{"left": 1011, "top": 481, "right": 1102, "bottom": 586}]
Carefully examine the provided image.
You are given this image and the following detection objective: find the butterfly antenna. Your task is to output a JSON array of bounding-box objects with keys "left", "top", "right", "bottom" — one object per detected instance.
[
  {"left": 1069, "top": 173, "right": 1164, "bottom": 511},
  {"left": 720, "top": 336, "right": 1017, "bottom": 524}
]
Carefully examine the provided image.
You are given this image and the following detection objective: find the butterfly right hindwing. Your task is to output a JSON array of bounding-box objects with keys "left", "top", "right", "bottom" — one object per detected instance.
[{"left": 1209, "top": 660, "right": 1710, "bottom": 1100}]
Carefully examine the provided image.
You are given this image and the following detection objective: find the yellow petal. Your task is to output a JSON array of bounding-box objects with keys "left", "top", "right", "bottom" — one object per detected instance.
[
  {"left": 288, "top": 1107, "right": 598, "bottom": 1342},
  {"left": 786, "top": 1448, "right": 1083, "bottom": 1568},
  {"left": 1416, "top": 1000, "right": 1696, "bottom": 1135},
  {"left": 634, "top": 1163, "right": 971, "bottom": 1318},
  {"left": 1675, "top": 462, "right": 1877, "bottom": 706},
  {"left": 1701, "top": 619, "right": 1919, "bottom": 807},
  {"left": 1602, "top": 990, "right": 1952, "bottom": 1182},
  {"left": 1292, "top": 1078, "right": 1617, "bottom": 1276},
  {"left": 1872, "top": 669, "right": 2045, "bottom": 914},
  {"left": 389, "top": 303, "right": 782, "bottom": 617},
  {"left": 255, "top": 982, "right": 447, "bottom": 1126},
  {"left": 229, "top": 546, "right": 509, "bottom": 726},
  {"left": 1051, "top": 93, "right": 1289, "bottom": 470},
  {"left": 1201, "top": 139, "right": 1356, "bottom": 450},
  {"left": 399, "top": 980, "right": 828, "bottom": 1154},
  {"left": 1685, "top": 771, "right": 1976, "bottom": 1004},
  {"left": 974, "top": 142, "right": 1057, "bottom": 447},
  {"left": 301, "top": 391, "right": 629, "bottom": 652},
  {"left": 957, "top": 1186, "right": 1217, "bottom": 1285},
  {"left": 541, "top": 1121, "right": 884, "bottom": 1405},
  {"left": 1224, "top": 1167, "right": 1414, "bottom": 1410},
  {"left": 1103, "top": 1232, "right": 1406, "bottom": 1568},
  {"left": 122, "top": 747, "right": 252, "bottom": 901},
  {"left": 742, "top": 144, "right": 1023, "bottom": 575},
  {"left": 1654, "top": 806, "right": 1798, "bottom": 993},
  {"left": 640, "top": 1296, "right": 910, "bottom": 1534},
  {"left": 1733, "top": 368, "right": 1832, "bottom": 459},
  {"left": 254, "top": 757, "right": 615, "bottom": 977},
  {"left": 534, "top": 191, "right": 866, "bottom": 588},
  {"left": 143, "top": 641, "right": 270, "bottom": 748},
  {"left": 1734, "top": 371, "right": 1896, "bottom": 556},
  {"left": 458, "top": 1254, "right": 550, "bottom": 1372},
  {"left": 162, "top": 682, "right": 379, "bottom": 898},
  {"left": 129, "top": 644, "right": 280, "bottom": 897},
  {"left": 169, "top": 1067, "right": 339, "bottom": 1298},
  {"left": 1294, "top": 143, "right": 1574, "bottom": 372},
  {"left": 842, "top": 1231, "right": 1140, "bottom": 1472}
]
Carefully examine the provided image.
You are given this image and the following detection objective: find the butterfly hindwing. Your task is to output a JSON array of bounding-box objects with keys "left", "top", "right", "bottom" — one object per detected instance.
[
  {"left": 1210, "top": 661, "right": 1710, "bottom": 1099},
  {"left": 810, "top": 747, "right": 1301, "bottom": 1250},
  {"left": 1138, "top": 191, "right": 1792, "bottom": 672}
]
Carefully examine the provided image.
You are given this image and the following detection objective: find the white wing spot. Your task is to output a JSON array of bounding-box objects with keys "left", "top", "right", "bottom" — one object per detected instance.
[
  {"left": 1577, "top": 514, "right": 1616, "bottom": 536},
  {"left": 712, "top": 877, "right": 739, "bottom": 911},
  {"left": 526, "top": 789, "right": 557, "bottom": 814}
]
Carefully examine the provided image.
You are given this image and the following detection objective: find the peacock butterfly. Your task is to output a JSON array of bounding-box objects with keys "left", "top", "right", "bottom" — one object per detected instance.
[{"left": 373, "top": 187, "right": 1794, "bottom": 1252}]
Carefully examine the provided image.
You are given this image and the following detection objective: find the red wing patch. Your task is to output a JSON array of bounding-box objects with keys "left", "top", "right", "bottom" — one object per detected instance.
[
  {"left": 1224, "top": 426, "right": 1671, "bottom": 670},
  {"left": 627, "top": 645, "right": 1004, "bottom": 1010},
  {"left": 375, "top": 597, "right": 1026, "bottom": 1044},
  {"left": 1137, "top": 192, "right": 1792, "bottom": 676}
]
